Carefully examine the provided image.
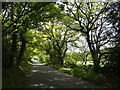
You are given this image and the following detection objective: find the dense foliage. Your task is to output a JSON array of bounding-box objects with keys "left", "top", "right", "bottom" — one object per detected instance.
[{"left": 2, "top": 1, "right": 119, "bottom": 88}]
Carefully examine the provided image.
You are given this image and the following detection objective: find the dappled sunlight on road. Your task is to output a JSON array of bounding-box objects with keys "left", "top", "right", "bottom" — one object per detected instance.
[
  {"left": 25, "top": 60, "right": 100, "bottom": 88},
  {"left": 30, "top": 83, "right": 56, "bottom": 88},
  {"left": 32, "top": 70, "right": 39, "bottom": 73}
]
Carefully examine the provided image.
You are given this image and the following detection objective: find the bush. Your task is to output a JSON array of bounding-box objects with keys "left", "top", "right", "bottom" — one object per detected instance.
[
  {"left": 2, "top": 69, "right": 25, "bottom": 88},
  {"left": 2, "top": 60, "right": 32, "bottom": 88}
]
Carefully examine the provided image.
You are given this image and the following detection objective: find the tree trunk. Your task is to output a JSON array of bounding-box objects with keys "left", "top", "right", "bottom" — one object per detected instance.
[
  {"left": 7, "top": 3, "right": 17, "bottom": 69},
  {"left": 84, "top": 54, "right": 88, "bottom": 65},
  {"left": 17, "top": 35, "right": 26, "bottom": 68},
  {"left": 8, "top": 31, "right": 17, "bottom": 69},
  {"left": 84, "top": 56, "right": 87, "bottom": 65},
  {"left": 91, "top": 51, "right": 100, "bottom": 72},
  {"left": 86, "top": 34, "right": 100, "bottom": 72},
  {"left": 58, "top": 55, "right": 64, "bottom": 66},
  {"left": 60, "top": 57, "right": 63, "bottom": 66}
]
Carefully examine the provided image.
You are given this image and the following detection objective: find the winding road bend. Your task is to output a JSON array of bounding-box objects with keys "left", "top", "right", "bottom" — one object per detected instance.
[{"left": 24, "top": 60, "right": 100, "bottom": 88}]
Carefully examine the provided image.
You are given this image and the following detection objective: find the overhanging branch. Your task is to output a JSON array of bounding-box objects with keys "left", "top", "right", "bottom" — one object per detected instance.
[{"left": 66, "top": 24, "right": 86, "bottom": 34}]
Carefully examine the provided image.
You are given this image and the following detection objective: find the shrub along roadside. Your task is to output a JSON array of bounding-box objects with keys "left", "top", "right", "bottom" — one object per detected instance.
[
  {"left": 2, "top": 61, "right": 32, "bottom": 88},
  {"left": 50, "top": 65, "right": 119, "bottom": 88},
  {"left": 2, "top": 69, "right": 25, "bottom": 88}
]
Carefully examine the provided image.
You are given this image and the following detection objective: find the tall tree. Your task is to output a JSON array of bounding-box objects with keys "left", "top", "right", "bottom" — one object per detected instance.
[
  {"left": 2, "top": 2, "right": 62, "bottom": 69},
  {"left": 61, "top": 1, "right": 116, "bottom": 71},
  {"left": 39, "top": 20, "right": 79, "bottom": 66},
  {"left": 105, "top": 2, "right": 120, "bottom": 74}
]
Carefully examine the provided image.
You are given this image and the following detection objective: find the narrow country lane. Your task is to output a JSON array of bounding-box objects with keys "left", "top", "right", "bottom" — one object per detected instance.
[{"left": 24, "top": 60, "right": 100, "bottom": 88}]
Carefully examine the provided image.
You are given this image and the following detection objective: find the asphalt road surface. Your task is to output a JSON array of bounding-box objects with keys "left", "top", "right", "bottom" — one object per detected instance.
[{"left": 24, "top": 60, "right": 100, "bottom": 88}]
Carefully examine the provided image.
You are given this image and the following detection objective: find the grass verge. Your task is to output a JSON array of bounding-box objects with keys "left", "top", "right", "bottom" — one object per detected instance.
[{"left": 50, "top": 65, "right": 106, "bottom": 86}]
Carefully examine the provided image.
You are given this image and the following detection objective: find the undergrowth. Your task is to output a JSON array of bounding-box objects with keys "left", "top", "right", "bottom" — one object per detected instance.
[
  {"left": 2, "top": 61, "right": 32, "bottom": 88},
  {"left": 50, "top": 65, "right": 106, "bottom": 86}
]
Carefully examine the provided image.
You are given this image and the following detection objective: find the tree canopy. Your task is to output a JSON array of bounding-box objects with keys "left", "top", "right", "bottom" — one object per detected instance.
[{"left": 2, "top": 1, "right": 119, "bottom": 73}]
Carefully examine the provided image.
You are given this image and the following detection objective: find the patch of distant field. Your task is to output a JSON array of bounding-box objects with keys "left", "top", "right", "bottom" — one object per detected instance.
[
  {"left": 76, "top": 61, "right": 104, "bottom": 67},
  {"left": 76, "top": 61, "right": 93, "bottom": 66}
]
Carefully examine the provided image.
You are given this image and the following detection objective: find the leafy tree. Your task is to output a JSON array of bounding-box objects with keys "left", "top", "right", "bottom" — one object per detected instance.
[
  {"left": 61, "top": 1, "right": 117, "bottom": 72},
  {"left": 74, "top": 37, "right": 89, "bottom": 65},
  {"left": 71, "top": 52, "right": 79, "bottom": 61},
  {"left": 2, "top": 2, "right": 61, "bottom": 69},
  {"left": 39, "top": 20, "right": 79, "bottom": 66},
  {"left": 104, "top": 2, "right": 120, "bottom": 74}
]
